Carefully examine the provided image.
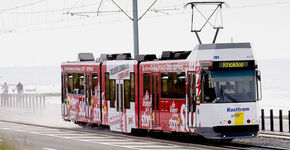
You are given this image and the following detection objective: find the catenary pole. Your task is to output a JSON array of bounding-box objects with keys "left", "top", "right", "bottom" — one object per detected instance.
[{"left": 133, "top": 0, "right": 139, "bottom": 57}]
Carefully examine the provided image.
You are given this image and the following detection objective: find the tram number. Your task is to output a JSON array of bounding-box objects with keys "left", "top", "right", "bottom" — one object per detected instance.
[{"left": 220, "top": 62, "right": 247, "bottom": 68}]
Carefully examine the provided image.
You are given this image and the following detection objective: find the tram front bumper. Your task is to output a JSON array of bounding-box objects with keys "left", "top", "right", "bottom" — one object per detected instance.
[{"left": 197, "top": 125, "right": 259, "bottom": 139}]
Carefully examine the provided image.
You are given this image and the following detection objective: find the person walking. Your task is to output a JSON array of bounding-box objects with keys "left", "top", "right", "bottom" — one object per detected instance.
[
  {"left": 16, "top": 82, "right": 24, "bottom": 94},
  {"left": 15, "top": 82, "right": 24, "bottom": 107},
  {"left": 2, "top": 82, "right": 8, "bottom": 94},
  {"left": 1, "top": 82, "right": 9, "bottom": 106}
]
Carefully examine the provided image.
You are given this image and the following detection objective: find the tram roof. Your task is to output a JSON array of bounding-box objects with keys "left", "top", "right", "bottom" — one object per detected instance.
[
  {"left": 140, "top": 59, "right": 189, "bottom": 65},
  {"left": 195, "top": 43, "right": 251, "bottom": 50},
  {"left": 61, "top": 61, "right": 100, "bottom": 65}
]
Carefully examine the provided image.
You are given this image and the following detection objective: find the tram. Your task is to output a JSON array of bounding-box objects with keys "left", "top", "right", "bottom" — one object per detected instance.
[{"left": 61, "top": 43, "right": 262, "bottom": 140}]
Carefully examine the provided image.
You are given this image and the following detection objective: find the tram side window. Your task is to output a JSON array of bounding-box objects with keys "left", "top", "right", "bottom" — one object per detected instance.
[
  {"left": 87, "top": 75, "right": 92, "bottom": 105},
  {"left": 177, "top": 72, "right": 186, "bottom": 98},
  {"left": 143, "top": 73, "right": 150, "bottom": 96},
  {"left": 187, "top": 74, "right": 196, "bottom": 112},
  {"left": 161, "top": 72, "right": 186, "bottom": 99},
  {"left": 73, "top": 73, "right": 84, "bottom": 95},
  {"left": 124, "top": 80, "right": 131, "bottom": 109},
  {"left": 105, "top": 72, "right": 110, "bottom": 100},
  {"left": 67, "top": 74, "right": 74, "bottom": 94},
  {"left": 109, "top": 79, "right": 116, "bottom": 108},
  {"left": 61, "top": 74, "right": 66, "bottom": 103},
  {"left": 202, "top": 73, "right": 216, "bottom": 103},
  {"left": 79, "top": 74, "right": 84, "bottom": 95},
  {"left": 67, "top": 73, "right": 84, "bottom": 95},
  {"left": 61, "top": 75, "right": 63, "bottom": 102},
  {"left": 161, "top": 73, "right": 168, "bottom": 97},
  {"left": 130, "top": 73, "right": 135, "bottom": 102},
  {"left": 92, "top": 74, "right": 98, "bottom": 96}
]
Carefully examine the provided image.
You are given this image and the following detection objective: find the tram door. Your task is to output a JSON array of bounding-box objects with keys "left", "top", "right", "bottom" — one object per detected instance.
[
  {"left": 85, "top": 74, "right": 92, "bottom": 119},
  {"left": 152, "top": 73, "right": 160, "bottom": 126},
  {"left": 116, "top": 79, "right": 125, "bottom": 130},
  {"left": 187, "top": 72, "right": 196, "bottom": 128}
]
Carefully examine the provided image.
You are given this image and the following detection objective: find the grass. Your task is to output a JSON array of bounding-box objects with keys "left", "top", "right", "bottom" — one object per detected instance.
[
  {"left": 0, "top": 134, "right": 27, "bottom": 150},
  {"left": 0, "top": 140, "right": 18, "bottom": 150}
]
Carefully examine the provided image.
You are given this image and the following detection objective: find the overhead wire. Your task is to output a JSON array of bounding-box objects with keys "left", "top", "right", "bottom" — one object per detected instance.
[
  {"left": 229, "top": 0, "right": 290, "bottom": 9},
  {"left": 0, "top": 0, "right": 109, "bottom": 14},
  {"left": 138, "top": 0, "right": 158, "bottom": 21},
  {"left": 97, "top": 0, "right": 103, "bottom": 16},
  {"left": 110, "top": 0, "right": 133, "bottom": 20},
  {"left": 0, "top": 0, "right": 46, "bottom": 12},
  {"left": 1, "top": 0, "right": 290, "bottom": 33}
]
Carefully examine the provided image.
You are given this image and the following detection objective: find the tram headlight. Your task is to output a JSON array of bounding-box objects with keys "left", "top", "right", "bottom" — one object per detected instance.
[
  {"left": 252, "top": 119, "right": 256, "bottom": 123},
  {"left": 223, "top": 120, "right": 226, "bottom": 124}
]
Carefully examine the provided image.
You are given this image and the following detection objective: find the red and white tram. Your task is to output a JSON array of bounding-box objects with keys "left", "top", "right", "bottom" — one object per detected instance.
[{"left": 61, "top": 43, "right": 262, "bottom": 140}]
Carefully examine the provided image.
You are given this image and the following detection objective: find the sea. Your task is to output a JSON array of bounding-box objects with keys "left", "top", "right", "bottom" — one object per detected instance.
[{"left": 0, "top": 59, "right": 289, "bottom": 114}]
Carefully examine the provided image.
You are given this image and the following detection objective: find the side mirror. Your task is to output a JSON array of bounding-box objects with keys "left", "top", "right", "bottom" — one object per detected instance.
[
  {"left": 256, "top": 70, "right": 261, "bottom": 81},
  {"left": 256, "top": 70, "right": 262, "bottom": 101}
]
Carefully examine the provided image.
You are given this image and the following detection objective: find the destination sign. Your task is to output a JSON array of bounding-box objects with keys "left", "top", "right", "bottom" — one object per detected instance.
[
  {"left": 212, "top": 60, "right": 255, "bottom": 70},
  {"left": 219, "top": 62, "right": 248, "bottom": 68}
]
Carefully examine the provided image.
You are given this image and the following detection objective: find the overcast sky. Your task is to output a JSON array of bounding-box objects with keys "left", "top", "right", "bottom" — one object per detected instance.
[{"left": 0, "top": 0, "right": 289, "bottom": 67}]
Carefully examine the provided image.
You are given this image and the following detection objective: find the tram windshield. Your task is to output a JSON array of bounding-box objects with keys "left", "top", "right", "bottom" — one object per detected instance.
[{"left": 203, "top": 70, "right": 256, "bottom": 103}]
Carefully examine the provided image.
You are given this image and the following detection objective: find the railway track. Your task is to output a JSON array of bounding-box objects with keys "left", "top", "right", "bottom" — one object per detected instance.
[
  {"left": 0, "top": 120, "right": 288, "bottom": 150},
  {"left": 259, "top": 132, "right": 290, "bottom": 140}
]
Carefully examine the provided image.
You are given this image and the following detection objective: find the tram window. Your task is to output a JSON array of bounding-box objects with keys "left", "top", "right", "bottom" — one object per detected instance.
[
  {"left": 73, "top": 74, "right": 79, "bottom": 94},
  {"left": 187, "top": 74, "right": 191, "bottom": 102},
  {"left": 61, "top": 74, "right": 66, "bottom": 103},
  {"left": 152, "top": 75, "right": 156, "bottom": 109},
  {"left": 121, "top": 84, "right": 124, "bottom": 111},
  {"left": 92, "top": 74, "right": 98, "bottom": 96},
  {"left": 193, "top": 74, "right": 196, "bottom": 99},
  {"left": 124, "top": 80, "right": 131, "bottom": 109},
  {"left": 117, "top": 84, "right": 119, "bottom": 111},
  {"left": 87, "top": 75, "right": 92, "bottom": 105},
  {"left": 187, "top": 74, "right": 196, "bottom": 112},
  {"left": 202, "top": 73, "right": 216, "bottom": 103},
  {"left": 201, "top": 70, "right": 256, "bottom": 103},
  {"left": 177, "top": 72, "right": 186, "bottom": 98},
  {"left": 130, "top": 73, "right": 135, "bottom": 102},
  {"left": 79, "top": 75, "right": 84, "bottom": 95},
  {"left": 109, "top": 79, "right": 116, "bottom": 108},
  {"left": 68, "top": 74, "right": 73, "bottom": 94},
  {"left": 161, "top": 73, "right": 169, "bottom": 98},
  {"left": 105, "top": 72, "right": 110, "bottom": 100},
  {"left": 66, "top": 73, "right": 84, "bottom": 95},
  {"left": 155, "top": 74, "right": 159, "bottom": 110},
  {"left": 161, "top": 72, "right": 186, "bottom": 99},
  {"left": 143, "top": 73, "right": 150, "bottom": 96}
]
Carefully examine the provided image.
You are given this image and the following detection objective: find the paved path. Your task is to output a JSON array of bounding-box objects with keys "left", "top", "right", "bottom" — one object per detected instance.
[
  {"left": 0, "top": 97, "right": 78, "bottom": 128},
  {"left": 0, "top": 121, "right": 218, "bottom": 150}
]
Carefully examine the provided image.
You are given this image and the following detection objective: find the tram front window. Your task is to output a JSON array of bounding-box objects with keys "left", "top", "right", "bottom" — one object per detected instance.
[{"left": 203, "top": 70, "right": 256, "bottom": 103}]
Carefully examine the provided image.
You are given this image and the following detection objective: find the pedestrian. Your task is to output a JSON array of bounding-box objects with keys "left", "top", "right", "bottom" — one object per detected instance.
[
  {"left": 2, "top": 82, "right": 8, "bottom": 94},
  {"left": 16, "top": 82, "right": 24, "bottom": 94},
  {"left": 1, "top": 82, "right": 9, "bottom": 106},
  {"left": 15, "top": 82, "right": 24, "bottom": 107}
]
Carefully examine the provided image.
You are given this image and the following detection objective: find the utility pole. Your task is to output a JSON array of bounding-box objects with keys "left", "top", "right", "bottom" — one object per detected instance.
[{"left": 132, "top": 0, "right": 139, "bottom": 57}]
